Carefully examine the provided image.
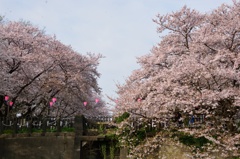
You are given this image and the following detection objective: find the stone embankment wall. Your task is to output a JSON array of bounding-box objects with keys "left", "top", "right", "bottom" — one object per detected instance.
[
  {"left": 0, "top": 133, "right": 228, "bottom": 159},
  {"left": 0, "top": 133, "right": 75, "bottom": 159},
  {"left": 145, "top": 138, "right": 227, "bottom": 159}
]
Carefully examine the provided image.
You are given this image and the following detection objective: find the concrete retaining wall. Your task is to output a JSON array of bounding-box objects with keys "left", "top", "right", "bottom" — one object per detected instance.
[{"left": 0, "top": 133, "right": 75, "bottom": 159}]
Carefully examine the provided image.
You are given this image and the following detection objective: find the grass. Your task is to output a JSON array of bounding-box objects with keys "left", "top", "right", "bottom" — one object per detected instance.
[
  {"left": 3, "top": 129, "right": 13, "bottom": 134},
  {"left": 61, "top": 127, "right": 75, "bottom": 132}
]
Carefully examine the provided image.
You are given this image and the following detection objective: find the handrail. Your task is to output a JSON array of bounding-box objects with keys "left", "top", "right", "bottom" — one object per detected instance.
[
  {"left": 0, "top": 116, "right": 75, "bottom": 135},
  {"left": 0, "top": 114, "right": 208, "bottom": 136}
]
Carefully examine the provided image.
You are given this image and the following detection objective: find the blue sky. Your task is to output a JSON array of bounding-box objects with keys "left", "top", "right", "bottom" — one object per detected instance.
[{"left": 0, "top": 0, "right": 234, "bottom": 102}]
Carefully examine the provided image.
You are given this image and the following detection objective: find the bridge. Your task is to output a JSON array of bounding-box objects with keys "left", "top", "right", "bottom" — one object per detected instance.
[
  {"left": 0, "top": 114, "right": 206, "bottom": 159},
  {"left": 0, "top": 112, "right": 206, "bottom": 134}
]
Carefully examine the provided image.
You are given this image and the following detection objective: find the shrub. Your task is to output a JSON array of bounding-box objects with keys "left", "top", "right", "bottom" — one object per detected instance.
[{"left": 115, "top": 112, "right": 130, "bottom": 123}]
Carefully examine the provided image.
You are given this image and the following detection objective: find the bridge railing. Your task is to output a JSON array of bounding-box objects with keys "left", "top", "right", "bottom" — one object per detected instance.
[
  {"left": 106, "top": 114, "right": 206, "bottom": 132},
  {"left": 81, "top": 115, "right": 205, "bottom": 137},
  {"left": 85, "top": 116, "right": 113, "bottom": 122},
  {"left": 0, "top": 116, "right": 75, "bottom": 135},
  {"left": 83, "top": 116, "right": 114, "bottom": 134},
  {"left": 0, "top": 114, "right": 207, "bottom": 136}
]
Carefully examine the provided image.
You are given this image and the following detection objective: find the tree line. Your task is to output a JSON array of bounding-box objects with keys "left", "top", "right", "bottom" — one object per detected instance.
[
  {"left": 0, "top": 18, "right": 107, "bottom": 119},
  {"left": 115, "top": 1, "right": 240, "bottom": 158}
]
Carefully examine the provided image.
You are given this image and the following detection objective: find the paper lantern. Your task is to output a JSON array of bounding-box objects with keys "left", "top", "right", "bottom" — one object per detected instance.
[
  {"left": 9, "top": 101, "right": 13, "bottom": 106},
  {"left": 52, "top": 97, "right": 57, "bottom": 103},
  {"left": 95, "top": 98, "right": 99, "bottom": 103},
  {"left": 49, "top": 101, "right": 53, "bottom": 107},
  {"left": 4, "top": 95, "right": 9, "bottom": 101},
  {"left": 137, "top": 98, "right": 141, "bottom": 102},
  {"left": 83, "top": 102, "right": 87, "bottom": 106}
]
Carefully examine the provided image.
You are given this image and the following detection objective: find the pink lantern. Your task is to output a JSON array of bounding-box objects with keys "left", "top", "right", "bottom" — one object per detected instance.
[
  {"left": 4, "top": 95, "right": 9, "bottom": 101},
  {"left": 52, "top": 97, "right": 57, "bottom": 103},
  {"left": 95, "top": 98, "right": 99, "bottom": 103},
  {"left": 49, "top": 101, "right": 53, "bottom": 107},
  {"left": 83, "top": 102, "right": 87, "bottom": 106},
  {"left": 9, "top": 101, "right": 13, "bottom": 106},
  {"left": 137, "top": 98, "right": 141, "bottom": 102}
]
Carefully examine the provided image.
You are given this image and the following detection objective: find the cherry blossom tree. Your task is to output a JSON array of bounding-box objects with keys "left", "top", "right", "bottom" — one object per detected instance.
[
  {"left": 0, "top": 19, "right": 106, "bottom": 118},
  {"left": 115, "top": 1, "right": 240, "bottom": 158}
]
